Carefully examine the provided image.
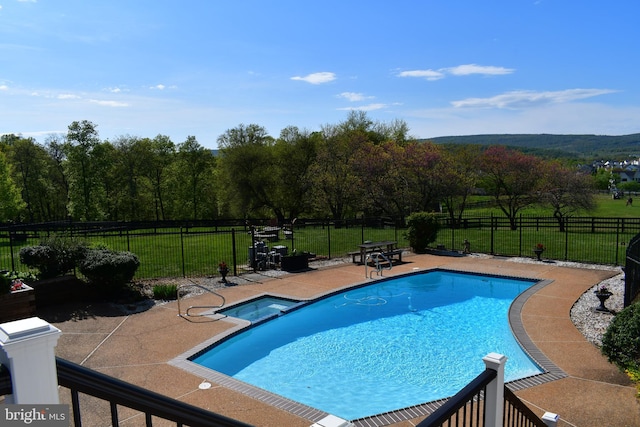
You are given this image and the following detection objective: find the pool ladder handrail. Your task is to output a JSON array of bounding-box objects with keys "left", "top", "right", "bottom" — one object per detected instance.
[
  {"left": 177, "top": 280, "right": 226, "bottom": 320},
  {"left": 366, "top": 251, "right": 392, "bottom": 278}
]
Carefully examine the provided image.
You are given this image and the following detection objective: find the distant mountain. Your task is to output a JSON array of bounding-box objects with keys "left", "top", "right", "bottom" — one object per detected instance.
[{"left": 425, "top": 134, "right": 640, "bottom": 160}]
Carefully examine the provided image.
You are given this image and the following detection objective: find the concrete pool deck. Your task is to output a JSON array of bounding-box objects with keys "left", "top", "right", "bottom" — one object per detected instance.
[{"left": 40, "top": 253, "right": 639, "bottom": 427}]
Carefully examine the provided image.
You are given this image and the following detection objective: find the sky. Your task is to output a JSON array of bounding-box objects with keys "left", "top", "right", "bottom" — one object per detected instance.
[{"left": 2, "top": 1, "right": 640, "bottom": 149}]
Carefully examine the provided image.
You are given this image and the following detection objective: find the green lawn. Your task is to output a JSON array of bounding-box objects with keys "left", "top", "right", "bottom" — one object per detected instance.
[
  {"left": 468, "top": 193, "right": 637, "bottom": 217},
  {"left": 3, "top": 193, "right": 637, "bottom": 279}
]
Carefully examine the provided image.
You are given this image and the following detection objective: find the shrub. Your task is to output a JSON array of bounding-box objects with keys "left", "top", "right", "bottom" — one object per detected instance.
[
  {"left": 403, "top": 212, "right": 440, "bottom": 253},
  {"left": 152, "top": 283, "right": 178, "bottom": 300},
  {"left": 0, "top": 273, "right": 11, "bottom": 294},
  {"left": 601, "top": 302, "right": 640, "bottom": 372},
  {"left": 79, "top": 249, "right": 140, "bottom": 292},
  {"left": 19, "top": 236, "right": 88, "bottom": 279},
  {"left": 627, "top": 367, "right": 640, "bottom": 397}
]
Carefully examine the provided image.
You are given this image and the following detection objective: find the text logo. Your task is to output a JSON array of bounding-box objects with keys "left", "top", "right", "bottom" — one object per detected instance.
[{"left": 2, "top": 405, "right": 68, "bottom": 426}]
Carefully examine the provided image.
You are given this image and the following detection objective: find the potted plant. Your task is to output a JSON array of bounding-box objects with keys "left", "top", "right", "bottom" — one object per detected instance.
[
  {"left": 281, "top": 250, "right": 309, "bottom": 272},
  {"left": 533, "top": 243, "right": 545, "bottom": 261},
  {"left": 218, "top": 261, "right": 229, "bottom": 283},
  {"left": 0, "top": 272, "right": 36, "bottom": 323},
  {"left": 594, "top": 285, "right": 612, "bottom": 312}
]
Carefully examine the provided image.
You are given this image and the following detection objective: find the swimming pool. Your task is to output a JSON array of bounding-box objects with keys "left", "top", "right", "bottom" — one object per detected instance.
[
  {"left": 191, "top": 270, "right": 543, "bottom": 420},
  {"left": 216, "top": 295, "right": 301, "bottom": 322}
]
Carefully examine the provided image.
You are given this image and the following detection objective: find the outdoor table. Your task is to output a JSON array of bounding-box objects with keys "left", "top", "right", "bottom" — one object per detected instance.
[{"left": 356, "top": 240, "right": 397, "bottom": 264}]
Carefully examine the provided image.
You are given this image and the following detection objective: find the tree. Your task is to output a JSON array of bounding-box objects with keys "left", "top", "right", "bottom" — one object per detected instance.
[
  {"left": 348, "top": 116, "right": 415, "bottom": 218},
  {"left": 64, "top": 120, "right": 104, "bottom": 220},
  {"left": 539, "top": 161, "right": 596, "bottom": 231},
  {"left": 145, "top": 135, "right": 176, "bottom": 220},
  {"left": 109, "top": 135, "right": 156, "bottom": 221},
  {"left": 6, "top": 137, "right": 52, "bottom": 222},
  {"left": 593, "top": 167, "right": 616, "bottom": 191},
  {"left": 351, "top": 140, "right": 408, "bottom": 217},
  {"left": 217, "top": 124, "right": 279, "bottom": 219},
  {"left": 401, "top": 141, "right": 443, "bottom": 213},
  {"left": 404, "top": 212, "right": 440, "bottom": 253},
  {"left": 480, "top": 146, "right": 544, "bottom": 230},
  {"left": 0, "top": 149, "right": 25, "bottom": 221},
  {"left": 44, "top": 134, "right": 71, "bottom": 220},
  {"left": 438, "top": 145, "right": 482, "bottom": 228},
  {"left": 618, "top": 180, "right": 640, "bottom": 192},
  {"left": 271, "top": 126, "right": 319, "bottom": 221},
  {"left": 173, "top": 136, "right": 215, "bottom": 220},
  {"left": 309, "top": 122, "right": 362, "bottom": 220}
]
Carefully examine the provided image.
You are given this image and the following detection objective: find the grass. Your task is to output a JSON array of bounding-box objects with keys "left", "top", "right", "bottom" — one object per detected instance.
[
  {"left": 4, "top": 193, "right": 637, "bottom": 279},
  {"left": 469, "top": 193, "right": 637, "bottom": 217},
  {"left": 152, "top": 283, "right": 178, "bottom": 300}
]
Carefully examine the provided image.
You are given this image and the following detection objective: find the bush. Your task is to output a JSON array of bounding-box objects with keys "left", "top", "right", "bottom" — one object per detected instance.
[
  {"left": 79, "top": 249, "right": 140, "bottom": 292},
  {"left": 403, "top": 212, "right": 440, "bottom": 253},
  {"left": 601, "top": 302, "right": 640, "bottom": 372},
  {"left": 152, "top": 283, "right": 178, "bottom": 300},
  {"left": 19, "top": 236, "right": 88, "bottom": 279},
  {"left": 0, "top": 273, "right": 11, "bottom": 294}
]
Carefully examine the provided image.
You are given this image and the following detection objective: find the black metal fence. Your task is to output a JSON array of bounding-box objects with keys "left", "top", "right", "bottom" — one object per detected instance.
[
  {"left": 416, "top": 368, "right": 495, "bottom": 426},
  {"left": 55, "top": 357, "right": 253, "bottom": 427},
  {"left": 503, "top": 387, "right": 548, "bottom": 427},
  {"left": 416, "top": 369, "right": 548, "bottom": 427},
  {"left": 1, "top": 214, "right": 637, "bottom": 280},
  {"left": 625, "top": 233, "right": 640, "bottom": 307}
]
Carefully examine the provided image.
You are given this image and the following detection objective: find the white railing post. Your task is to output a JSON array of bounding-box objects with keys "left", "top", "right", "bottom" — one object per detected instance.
[
  {"left": 0, "top": 317, "right": 62, "bottom": 403},
  {"left": 482, "top": 352, "right": 507, "bottom": 427},
  {"left": 542, "top": 412, "right": 559, "bottom": 426}
]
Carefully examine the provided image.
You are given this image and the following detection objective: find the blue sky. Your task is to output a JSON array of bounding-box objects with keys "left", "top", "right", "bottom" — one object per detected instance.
[{"left": 2, "top": 1, "right": 640, "bottom": 149}]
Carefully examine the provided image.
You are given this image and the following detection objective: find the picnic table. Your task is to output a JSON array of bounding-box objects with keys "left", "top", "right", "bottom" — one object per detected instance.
[
  {"left": 255, "top": 226, "right": 281, "bottom": 242},
  {"left": 350, "top": 240, "right": 402, "bottom": 264}
]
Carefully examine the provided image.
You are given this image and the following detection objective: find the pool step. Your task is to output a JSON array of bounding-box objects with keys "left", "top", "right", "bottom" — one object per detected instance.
[{"left": 310, "top": 414, "right": 354, "bottom": 427}]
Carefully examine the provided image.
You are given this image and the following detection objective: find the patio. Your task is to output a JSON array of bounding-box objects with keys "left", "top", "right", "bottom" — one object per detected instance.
[{"left": 38, "top": 253, "right": 639, "bottom": 427}]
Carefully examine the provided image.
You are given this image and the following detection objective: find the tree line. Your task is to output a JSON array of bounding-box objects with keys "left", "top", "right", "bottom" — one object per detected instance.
[{"left": 1, "top": 111, "right": 597, "bottom": 228}]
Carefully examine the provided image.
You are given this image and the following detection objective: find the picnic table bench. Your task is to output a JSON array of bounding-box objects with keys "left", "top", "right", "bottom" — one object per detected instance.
[{"left": 350, "top": 241, "right": 402, "bottom": 265}]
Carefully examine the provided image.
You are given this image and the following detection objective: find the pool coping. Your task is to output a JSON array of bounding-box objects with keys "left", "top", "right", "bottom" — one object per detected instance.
[{"left": 169, "top": 269, "right": 566, "bottom": 427}]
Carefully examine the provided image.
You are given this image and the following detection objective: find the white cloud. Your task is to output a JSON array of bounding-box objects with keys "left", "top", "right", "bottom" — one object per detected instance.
[
  {"left": 398, "top": 64, "right": 514, "bottom": 81},
  {"left": 397, "top": 70, "right": 444, "bottom": 81},
  {"left": 451, "top": 88, "right": 617, "bottom": 109},
  {"left": 337, "top": 103, "right": 386, "bottom": 111},
  {"left": 444, "top": 64, "right": 514, "bottom": 76},
  {"left": 406, "top": 102, "right": 640, "bottom": 138},
  {"left": 0, "top": 85, "right": 8, "bottom": 91},
  {"left": 151, "top": 84, "right": 166, "bottom": 90},
  {"left": 291, "top": 72, "right": 336, "bottom": 85},
  {"left": 89, "top": 99, "right": 128, "bottom": 107},
  {"left": 337, "top": 92, "right": 373, "bottom": 102},
  {"left": 57, "top": 93, "right": 80, "bottom": 99}
]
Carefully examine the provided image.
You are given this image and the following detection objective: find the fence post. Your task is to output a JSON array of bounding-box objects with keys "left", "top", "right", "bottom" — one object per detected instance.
[
  {"left": 0, "top": 317, "right": 61, "bottom": 403},
  {"left": 482, "top": 352, "right": 506, "bottom": 427},
  {"left": 542, "top": 412, "right": 559, "bottom": 426},
  {"left": 231, "top": 229, "right": 237, "bottom": 276},
  {"left": 615, "top": 218, "right": 621, "bottom": 265},
  {"left": 394, "top": 216, "right": 399, "bottom": 243},
  {"left": 180, "top": 227, "right": 186, "bottom": 277},
  {"left": 564, "top": 218, "right": 569, "bottom": 261},
  {"left": 519, "top": 214, "right": 523, "bottom": 257},
  {"left": 490, "top": 214, "right": 495, "bottom": 255},
  {"left": 327, "top": 220, "right": 331, "bottom": 259}
]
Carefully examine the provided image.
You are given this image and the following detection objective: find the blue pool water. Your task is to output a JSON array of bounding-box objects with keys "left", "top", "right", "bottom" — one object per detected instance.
[
  {"left": 192, "top": 270, "right": 542, "bottom": 420},
  {"left": 217, "top": 296, "right": 300, "bottom": 322}
]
